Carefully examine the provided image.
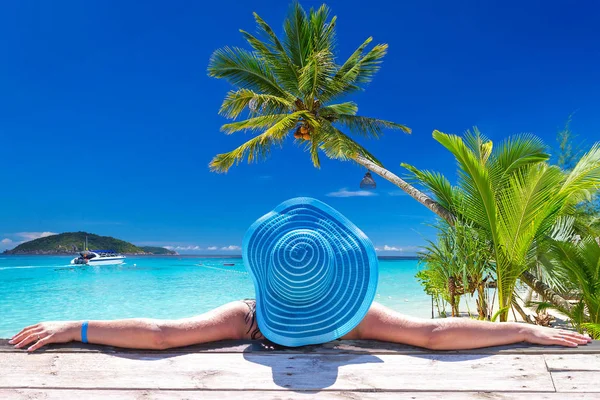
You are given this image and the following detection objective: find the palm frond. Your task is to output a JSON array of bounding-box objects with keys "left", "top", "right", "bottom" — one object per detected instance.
[
  {"left": 283, "top": 3, "right": 310, "bottom": 68},
  {"left": 549, "top": 215, "right": 577, "bottom": 242},
  {"left": 347, "top": 43, "right": 388, "bottom": 85},
  {"left": 560, "top": 142, "right": 600, "bottom": 198},
  {"left": 207, "top": 47, "right": 290, "bottom": 99},
  {"left": 497, "top": 164, "right": 563, "bottom": 266},
  {"left": 210, "top": 114, "right": 303, "bottom": 173},
  {"left": 463, "top": 128, "right": 492, "bottom": 164},
  {"left": 402, "top": 163, "right": 460, "bottom": 212},
  {"left": 307, "top": 4, "right": 337, "bottom": 55},
  {"left": 334, "top": 115, "right": 411, "bottom": 139},
  {"left": 335, "top": 36, "right": 373, "bottom": 80},
  {"left": 318, "top": 122, "right": 382, "bottom": 165},
  {"left": 251, "top": 12, "right": 301, "bottom": 95},
  {"left": 298, "top": 49, "right": 337, "bottom": 100},
  {"left": 304, "top": 129, "right": 322, "bottom": 168},
  {"left": 322, "top": 42, "right": 388, "bottom": 101},
  {"left": 210, "top": 135, "right": 281, "bottom": 173},
  {"left": 219, "top": 89, "right": 293, "bottom": 119},
  {"left": 220, "top": 114, "right": 290, "bottom": 135},
  {"left": 490, "top": 133, "right": 549, "bottom": 185},
  {"left": 433, "top": 130, "right": 498, "bottom": 237},
  {"left": 546, "top": 237, "right": 600, "bottom": 332},
  {"left": 582, "top": 323, "right": 600, "bottom": 339},
  {"left": 319, "top": 102, "right": 359, "bottom": 117},
  {"left": 222, "top": 109, "right": 321, "bottom": 135}
]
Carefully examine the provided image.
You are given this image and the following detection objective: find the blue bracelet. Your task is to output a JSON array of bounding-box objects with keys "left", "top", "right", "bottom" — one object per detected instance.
[{"left": 81, "top": 321, "right": 89, "bottom": 344}]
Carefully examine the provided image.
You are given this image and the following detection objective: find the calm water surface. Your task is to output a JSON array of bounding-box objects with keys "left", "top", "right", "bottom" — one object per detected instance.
[{"left": 0, "top": 255, "right": 431, "bottom": 337}]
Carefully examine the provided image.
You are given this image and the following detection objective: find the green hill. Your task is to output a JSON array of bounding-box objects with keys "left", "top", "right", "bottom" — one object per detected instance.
[
  {"left": 3, "top": 232, "right": 176, "bottom": 255},
  {"left": 138, "top": 246, "right": 177, "bottom": 255}
]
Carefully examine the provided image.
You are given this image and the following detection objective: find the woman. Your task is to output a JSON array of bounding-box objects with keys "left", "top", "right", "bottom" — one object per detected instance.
[
  {"left": 9, "top": 299, "right": 591, "bottom": 352},
  {"left": 9, "top": 199, "right": 593, "bottom": 352}
]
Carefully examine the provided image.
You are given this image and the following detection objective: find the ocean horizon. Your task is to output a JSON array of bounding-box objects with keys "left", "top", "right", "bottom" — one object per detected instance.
[
  {"left": 0, "top": 255, "right": 432, "bottom": 338},
  {"left": 0, "top": 254, "right": 421, "bottom": 259}
]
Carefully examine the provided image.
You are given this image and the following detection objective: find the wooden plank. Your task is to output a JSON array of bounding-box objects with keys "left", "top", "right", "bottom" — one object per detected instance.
[
  {"left": 0, "top": 352, "right": 554, "bottom": 392},
  {"left": 1, "top": 339, "right": 599, "bottom": 355},
  {"left": 545, "top": 355, "right": 600, "bottom": 371},
  {"left": 9, "top": 389, "right": 600, "bottom": 400},
  {"left": 552, "top": 371, "right": 600, "bottom": 393},
  {"left": 3, "top": 390, "right": 600, "bottom": 400}
]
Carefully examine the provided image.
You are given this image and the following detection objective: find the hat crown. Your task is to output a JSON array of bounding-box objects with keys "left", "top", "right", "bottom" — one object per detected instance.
[{"left": 268, "top": 229, "right": 335, "bottom": 304}]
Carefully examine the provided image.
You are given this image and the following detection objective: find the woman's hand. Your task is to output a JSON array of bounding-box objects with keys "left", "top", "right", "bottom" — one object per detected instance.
[
  {"left": 9, "top": 321, "right": 80, "bottom": 352},
  {"left": 522, "top": 324, "right": 592, "bottom": 347}
]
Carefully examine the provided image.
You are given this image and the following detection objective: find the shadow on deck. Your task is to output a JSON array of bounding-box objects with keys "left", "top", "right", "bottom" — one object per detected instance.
[{"left": 1, "top": 339, "right": 599, "bottom": 399}]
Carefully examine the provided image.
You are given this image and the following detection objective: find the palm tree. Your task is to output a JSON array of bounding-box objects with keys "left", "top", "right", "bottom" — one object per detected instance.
[
  {"left": 545, "top": 237, "right": 600, "bottom": 338},
  {"left": 405, "top": 129, "right": 600, "bottom": 321},
  {"left": 207, "top": 3, "right": 454, "bottom": 223}
]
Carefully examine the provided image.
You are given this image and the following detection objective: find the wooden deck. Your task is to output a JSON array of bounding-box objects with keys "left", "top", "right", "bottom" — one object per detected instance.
[{"left": 1, "top": 339, "right": 599, "bottom": 399}]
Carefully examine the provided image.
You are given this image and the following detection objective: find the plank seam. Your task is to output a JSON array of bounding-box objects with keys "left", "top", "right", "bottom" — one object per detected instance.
[
  {"left": 544, "top": 355, "right": 558, "bottom": 393},
  {"left": 548, "top": 368, "right": 600, "bottom": 372},
  {"left": 0, "top": 387, "right": 571, "bottom": 393}
]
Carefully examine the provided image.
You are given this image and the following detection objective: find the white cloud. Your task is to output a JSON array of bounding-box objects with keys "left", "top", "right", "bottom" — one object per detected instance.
[
  {"left": 1, "top": 238, "right": 13, "bottom": 244},
  {"left": 221, "top": 245, "right": 241, "bottom": 251},
  {"left": 375, "top": 245, "right": 401, "bottom": 251},
  {"left": 374, "top": 245, "right": 420, "bottom": 253},
  {"left": 154, "top": 244, "right": 238, "bottom": 252},
  {"left": 16, "top": 232, "right": 58, "bottom": 241},
  {"left": 326, "top": 188, "right": 377, "bottom": 198},
  {"left": 165, "top": 245, "right": 201, "bottom": 251}
]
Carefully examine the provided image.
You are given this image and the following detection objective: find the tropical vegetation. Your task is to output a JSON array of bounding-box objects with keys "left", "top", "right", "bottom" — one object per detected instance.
[
  {"left": 139, "top": 246, "right": 178, "bottom": 255},
  {"left": 406, "top": 129, "right": 600, "bottom": 322},
  {"left": 417, "top": 220, "right": 492, "bottom": 318},
  {"left": 208, "top": 2, "right": 600, "bottom": 333},
  {"left": 540, "top": 237, "right": 600, "bottom": 338}
]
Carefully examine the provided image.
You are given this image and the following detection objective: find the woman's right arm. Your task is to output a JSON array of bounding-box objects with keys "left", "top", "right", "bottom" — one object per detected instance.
[
  {"left": 10, "top": 319, "right": 168, "bottom": 352},
  {"left": 9, "top": 301, "right": 250, "bottom": 352}
]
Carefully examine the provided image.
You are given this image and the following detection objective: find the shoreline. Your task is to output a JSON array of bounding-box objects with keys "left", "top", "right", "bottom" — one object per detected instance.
[{"left": 0, "top": 254, "right": 420, "bottom": 260}]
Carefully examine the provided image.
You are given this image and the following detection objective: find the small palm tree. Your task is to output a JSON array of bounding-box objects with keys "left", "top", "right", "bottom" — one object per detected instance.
[
  {"left": 418, "top": 220, "right": 493, "bottom": 318},
  {"left": 207, "top": 2, "right": 453, "bottom": 222},
  {"left": 405, "top": 129, "right": 600, "bottom": 321},
  {"left": 546, "top": 237, "right": 600, "bottom": 338}
]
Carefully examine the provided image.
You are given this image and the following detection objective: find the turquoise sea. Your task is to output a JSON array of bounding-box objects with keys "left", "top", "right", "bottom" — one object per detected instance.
[{"left": 0, "top": 256, "right": 432, "bottom": 338}]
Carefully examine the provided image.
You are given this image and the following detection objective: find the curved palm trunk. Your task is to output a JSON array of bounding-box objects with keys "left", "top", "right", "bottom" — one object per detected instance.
[
  {"left": 354, "top": 155, "right": 456, "bottom": 225},
  {"left": 520, "top": 271, "right": 573, "bottom": 314},
  {"left": 354, "top": 155, "right": 574, "bottom": 321}
]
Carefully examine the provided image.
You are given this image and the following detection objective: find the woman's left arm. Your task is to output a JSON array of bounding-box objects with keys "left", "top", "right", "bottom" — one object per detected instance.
[{"left": 357, "top": 302, "right": 592, "bottom": 350}]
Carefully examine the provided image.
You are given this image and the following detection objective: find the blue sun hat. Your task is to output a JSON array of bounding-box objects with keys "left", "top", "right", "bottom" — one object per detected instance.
[{"left": 243, "top": 197, "right": 378, "bottom": 347}]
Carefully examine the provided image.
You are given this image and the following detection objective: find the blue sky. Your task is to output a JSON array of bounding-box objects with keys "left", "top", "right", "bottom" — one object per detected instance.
[{"left": 1, "top": 1, "right": 599, "bottom": 255}]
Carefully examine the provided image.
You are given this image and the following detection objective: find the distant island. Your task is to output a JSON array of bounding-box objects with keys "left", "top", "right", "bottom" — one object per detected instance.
[{"left": 2, "top": 232, "right": 177, "bottom": 255}]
